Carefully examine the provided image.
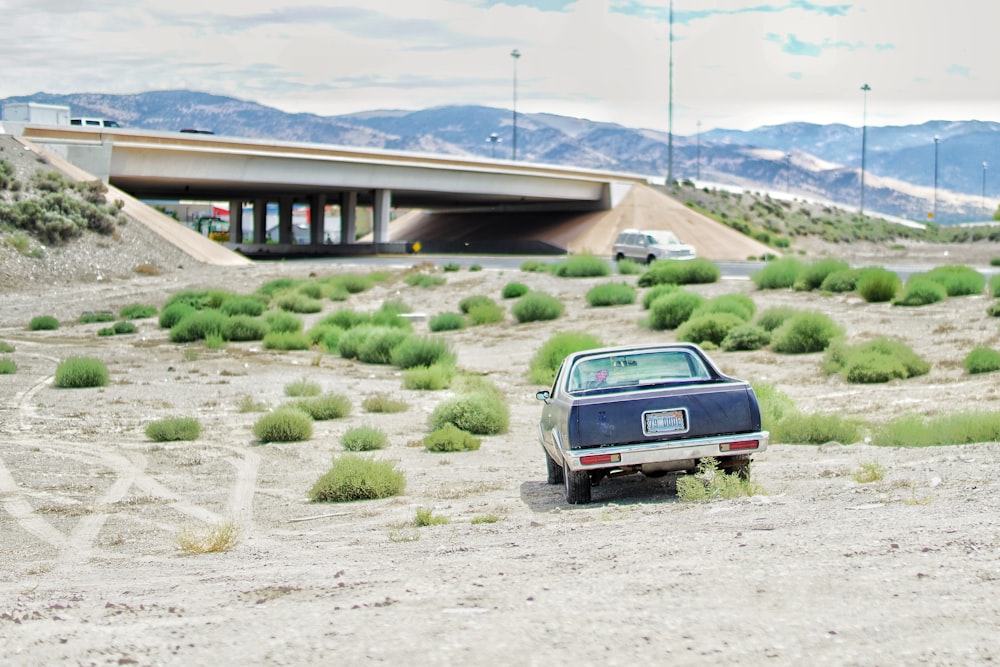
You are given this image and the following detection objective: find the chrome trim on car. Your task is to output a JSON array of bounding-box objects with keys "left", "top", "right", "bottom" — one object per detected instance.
[{"left": 562, "top": 431, "right": 769, "bottom": 472}]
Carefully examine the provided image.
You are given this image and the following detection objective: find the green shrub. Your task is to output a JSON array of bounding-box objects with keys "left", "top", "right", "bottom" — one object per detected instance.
[
  {"left": 223, "top": 316, "right": 268, "bottom": 342},
  {"left": 325, "top": 273, "right": 375, "bottom": 295},
  {"left": 964, "top": 347, "right": 1000, "bottom": 374},
  {"left": 987, "top": 302, "right": 1000, "bottom": 318},
  {"left": 54, "top": 356, "right": 109, "bottom": 388},
  {"left": 405, "top": 273, "right": 446, "bottom": 288},
  {"left": 856, "top": 268, "right": 901, "bottom": 303},
  {"left": 97, "top": 327, "right": 116, "bottom": 337},
  {"left": 289, "top": 393, "right": 351, "bottom": 420},
  {"left": 358, "top": 327, "right": 410, "bottom": 364},
  {"left": 337, "top": 325, "right": 376, "bottom": 360},
  {"left": 770, "top": 412, "right": 863, "bottom": 445},
  {"left": 989, "top": 274, "right": 1000, "bottom": 298},
  {"left": 309, "top": 455, "right": 406, "bottom": 502},
  {"left": 429, "top": 388, "right": 509, "bottom": 435},
  {"left": 511, "top": 292, "right": 564, "bottom": 323},
  {"left": 0, "top": 359, "right": 17, "bottom": 374},
  {"left": 362, "top": 393, "right": 409, "bottom": 413},
  {"left": 528, "top": 331, "right": 603, "bottom": 385},
  {"left": 823, "top": 337, "right": 930, "bottom": 383},
  {"left": 146, "top": 416, "right": 201, "bottom": 442},
  {"left": 79, "top": 311, "right": 115, "bottom": 324},
  {"left": 721, "top": 324, "right": 771, "bottom": 351},
  {"left": 392, "top": 335, "right": 455, "bottom": 369},
  {"left": 119, "top": 304, "right": 158, "bottom": 320},
  {"left": 429, "top": 312, "right": 466, "bottom": 332},
  {"left": 676, "top": 313, "right": 745, "bottom": 346},
  {"left": 442, "top": 262, "right": 461, "bottom": 272},
  {"left": 220, "top": 296, "right": 266, "bottom": 317},
  {"left": 467, "top": 301, "right": 504, "bottom": 325},
  {"left": 641, "top": 283, "right": 678, "bottom": 309},
  {"left": 255, "top": 277, "right": 300, "bottom": 298},
  {"left": 752, "top": 382, "right": 798, "bottom": 432},
  {"left": 648, "top": 290, "right": 704, "bottom": 330},
  {"left": 265, "top": 310, "right": 304, "bottom": 333},
  {"left": 675, "top": 457, "right": 764, "bottom": 501},
  {"left": 502, "top": 282, "right": 529, "bottom": 299},
  {"left": 751, "top": 257, "right": 803, "bottom": 289},
  {"left": 585, "top": 282, "right": 636, "bottom": 307},
  {"left": 616, "top": 258, "right": 643, "bottom": 275},
  {"left": 770, "top": 311, "right": 842, "bottom": 354},
  {"left": 169, "top": 310, "right": 228, "bottom": 343},
  {"left": 520, "top": 260, "right": 553, "bottom": 273},
  {"left": 873, "top": 412, "right": 1000, "bottom": 447},
  {"left": 754, "top": 306, "right": 798, "bottom": 332},
  {"left": 285, "top": 377, "right": 322, "bottom": 397},
  {"left": 342, "top": 424, "right": 389, "bottom": 451},
  {"left": 459, "top": 295, "right": 494, "bottom": 314},
  {"left": 29, "top": 315, "right": 59, "bottom": 331},
  {"left": 638, "top": 258, "right": 720, "bottom": 286},
  {"left": 691, "top": 294, "right": 755, "bottom": 322},
  {"left": 0, "top": 341, "right": 14, "bottom": 353},
  {"left": 893, "top": 276, "right": 948, "bottom": 306},
  {"left": 819, "top": 268, "right": 863, "bottom": 293},
  {"left": 925, "top": 264, "right": 986, "bottom": 296},
  {"left": 551, "top": 254, "right": 611, "bottom": 278},
  {"left": 275, "top": 293, "right": 323, "bottom": 313},
  {"left": 321, "top": 308, "right": 370, "bottom": 330},
  {"left": 262, "top": 331, "right": 311, "bottom": 350},
  {"left": 402, "top": 362, "right": 455, "bottom": 390},
  {"left": 424, "top": 423, "right": 481, "bottom": 452},
  {"left": 253, "top": 407, "right": 313, "bottom": 442},
  {"left": 159, "top": 302, "right": 196, "bottom": 329},
  {"left": 794, "top": 259, "right": 850, "bottom": 291},
  {"left": 108, "top": 321, "right": 136, "bottom": 335}
]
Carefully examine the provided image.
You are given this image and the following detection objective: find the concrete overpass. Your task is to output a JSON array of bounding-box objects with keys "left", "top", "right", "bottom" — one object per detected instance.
[{"left": 12, "top": 124, "right": 648, "bottom": 256}]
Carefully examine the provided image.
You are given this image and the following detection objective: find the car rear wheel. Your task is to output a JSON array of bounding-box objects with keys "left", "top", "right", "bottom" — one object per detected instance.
[
  {"left": 545, "top": 450, "right": 564, "bottom": 484},
  {"left": 719, "top": 456, "right": 751, "bottom": 480},
  {"left": 614, "top": 252, "right": 625, "bottom": 262},
  {"left": 646, "top": 254, "right": 656, "bottom": 265},
  {"left": 564, "top": 467, "right": 591, "bottom": 504}
]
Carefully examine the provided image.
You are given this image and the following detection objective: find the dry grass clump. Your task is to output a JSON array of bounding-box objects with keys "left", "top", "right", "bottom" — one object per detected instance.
[
  {"left": 676, "top": 458, "right": 764, "bottom": 501},
  {"left": 176, "top": 520, "right": 241, "bottom": 555}
]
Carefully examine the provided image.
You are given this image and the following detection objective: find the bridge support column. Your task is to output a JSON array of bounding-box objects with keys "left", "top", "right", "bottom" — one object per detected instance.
[
  {"left": 253, "top": 199, "right": 267, "bottom": 244},
  {"left": 278, "top": 196, "right": 293, "bottom": 245},
  {"left": 340, "top": 191, "right": 357, "bottom": 245},
  {"left": 229, "top": 200, "right": 243, "bottom": 243},
  {"left": 309, "top": 193, "right": 326, "bottom": 245},
  {"left": 373, "top": 189, "right": 391, "bottom": 247}
]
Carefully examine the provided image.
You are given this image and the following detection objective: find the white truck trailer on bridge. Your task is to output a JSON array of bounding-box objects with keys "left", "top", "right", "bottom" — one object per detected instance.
[{"left": 2, "top": 102, "right": 71, "bottom": 125}]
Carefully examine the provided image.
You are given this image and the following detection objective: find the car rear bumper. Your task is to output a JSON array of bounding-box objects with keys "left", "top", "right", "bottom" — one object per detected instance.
[{"left": 562, "top": 431, "right": 769, "bottom": 472}]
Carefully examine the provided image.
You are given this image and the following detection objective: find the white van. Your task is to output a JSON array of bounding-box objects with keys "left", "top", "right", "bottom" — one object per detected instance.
[
  {"left": 613, "top": 228, "right": 696, "bottom": 264},
  {"left": 70, "top": 118, "right": 122, "bottom": 128}
]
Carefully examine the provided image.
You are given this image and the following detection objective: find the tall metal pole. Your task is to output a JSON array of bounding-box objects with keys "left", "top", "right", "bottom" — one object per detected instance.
[
  {"left": 933, "top": 136, "right": 940, "bottom": 220},
  {"left": 695, "top": 119, "right": 701, "bottom": 181},
  {"left": 786, "top": 152, "right": 792, "bottom": 192},
  {"left": 983, "top": 161, "right": 988, "bottom": 218},
  {"left": 511, "top": 49, "right": 521, "bottom": 161},
  {"left": 667, "top": 0, "right": 674, "bottom": 186},
  {"left": 860, "top": 83, "right": 870, "bottom": 216}
]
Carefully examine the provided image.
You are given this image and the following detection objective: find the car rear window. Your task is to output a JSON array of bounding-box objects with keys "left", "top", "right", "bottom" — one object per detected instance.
[{"left": 567, "top": 350, "right": 711, "bottom": 392}]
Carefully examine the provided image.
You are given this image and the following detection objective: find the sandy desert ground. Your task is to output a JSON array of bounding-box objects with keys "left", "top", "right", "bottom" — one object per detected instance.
[{"left": 2, "top": 238, "right": 1000, "bottom": 666}]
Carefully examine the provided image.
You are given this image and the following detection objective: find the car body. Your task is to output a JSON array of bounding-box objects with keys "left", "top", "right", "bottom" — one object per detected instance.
[
  {"left": 536, "top": 342, "right": 768, "bottom": 504},
  {"left": 613, "top": 228, "right": 696, "bottom": 264}
]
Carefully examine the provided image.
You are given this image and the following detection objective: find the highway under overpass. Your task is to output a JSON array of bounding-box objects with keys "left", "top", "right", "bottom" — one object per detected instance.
[{"left": 12, "top": 124, "right": 649, "bottom": 257}]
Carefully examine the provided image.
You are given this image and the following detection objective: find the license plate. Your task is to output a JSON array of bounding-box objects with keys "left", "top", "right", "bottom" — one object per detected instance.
[{"left": 642, "top": 408, "right": 688, "bottom": 436}]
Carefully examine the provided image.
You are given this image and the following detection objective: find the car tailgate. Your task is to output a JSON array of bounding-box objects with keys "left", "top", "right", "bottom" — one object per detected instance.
[{"left": 567, "top": 381, "right": 759, "bottom": 449}]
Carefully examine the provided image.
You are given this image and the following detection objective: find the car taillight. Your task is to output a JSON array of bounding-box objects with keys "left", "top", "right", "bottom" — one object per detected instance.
[
  {"left": 719, "top": 440, "right": 758, "bottom": 452},
  {"left": 580, "top": 453, "right": 621, "bottom": 465}
]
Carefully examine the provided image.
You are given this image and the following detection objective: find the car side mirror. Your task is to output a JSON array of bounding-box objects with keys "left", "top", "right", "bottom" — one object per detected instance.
[{"left": 535, "top": 390, "right": 550, "bottom": 401}]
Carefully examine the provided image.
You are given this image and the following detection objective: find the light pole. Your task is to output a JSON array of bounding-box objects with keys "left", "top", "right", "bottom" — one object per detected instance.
[
  {"left": 486, "top": 132, "right": 501, "bottom": 158},
  {"left": 933, "top": 136, "right": 940, "bottom": 220},
  {"left": 510, "top": 49, "right": 521, "bottom": 161},
  {"left": 983, "top": 161, "right": 989, "bottom": 218},
  {"left": 785, "top": 151, "right": 792, "bottom": 193},
  {"left": 667, "top": 0, "right": 674, "bottom": 186},
  {"left": 860, "top": 83, "right": 870, "bottom": 216},
  {"left": 695, "top": 119, "right": 701, "bottom": 181}
]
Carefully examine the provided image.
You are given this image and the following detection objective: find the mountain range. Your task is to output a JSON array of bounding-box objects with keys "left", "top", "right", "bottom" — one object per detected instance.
[{"left": 3, "top": 89, "right": 999, "bottom": 224}]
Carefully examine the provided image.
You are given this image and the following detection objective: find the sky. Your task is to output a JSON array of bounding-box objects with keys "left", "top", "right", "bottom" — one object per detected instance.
[{"left": 2, "top": 0, "right": 995, "bottom": 135}]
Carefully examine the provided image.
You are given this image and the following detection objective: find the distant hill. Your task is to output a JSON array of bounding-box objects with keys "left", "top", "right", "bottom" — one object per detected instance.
[{"left": 3, "top": 90, "right": 997, "bottom": 223}]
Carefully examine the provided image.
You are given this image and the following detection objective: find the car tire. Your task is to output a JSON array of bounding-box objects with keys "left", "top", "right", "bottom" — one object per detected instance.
[
  {"left": 545, "top": 450, "right": 564, "bottom": 485},
  {"left": 646, "top": 254, "right": 656, "bottom": 265},
  {"left": 614, "top": 252, "right": 625, "bottom": 262},
  {"left": 564, "top": 467, "right": 591, "bottom": 504},
  {"left": 720, "top": 456, "right": 751, "bottom": 480}
]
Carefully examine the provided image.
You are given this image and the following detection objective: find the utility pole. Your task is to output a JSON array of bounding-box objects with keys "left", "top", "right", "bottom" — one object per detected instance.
[
  {"left": 510, "top": 49, "right": 521, "bottom": 161},
  {"left": 666, "top": 0, "right": 674, "bottom": 186},
  {"left": 860, "top": 83, "right": 870, "bottom": 216}
]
